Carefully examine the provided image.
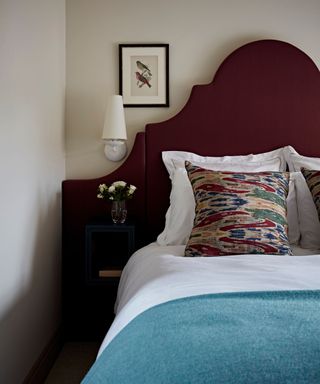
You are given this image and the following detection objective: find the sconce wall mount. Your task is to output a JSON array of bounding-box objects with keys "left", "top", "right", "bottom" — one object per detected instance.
[{"left": 103, "top": 139, "right": 127, "bottom": 162}]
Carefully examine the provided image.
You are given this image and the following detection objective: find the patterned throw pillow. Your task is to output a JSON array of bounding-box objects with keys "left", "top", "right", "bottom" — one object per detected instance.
[
  {"left": 184, "top": 162, "right": 291, "bottom": 256},
  {"left": 301, "top": 168, "right": 320, "bottom": 220}
]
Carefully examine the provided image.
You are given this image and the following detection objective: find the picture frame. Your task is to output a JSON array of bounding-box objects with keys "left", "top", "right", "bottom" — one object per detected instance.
[{"left": 119, "top": 44, "right": 169, "bottom": 107}]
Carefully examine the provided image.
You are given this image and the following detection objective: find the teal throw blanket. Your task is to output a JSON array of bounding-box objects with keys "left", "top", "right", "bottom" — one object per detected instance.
[{"left": 82, "top": 290, "right": 320, "bottom": 383}]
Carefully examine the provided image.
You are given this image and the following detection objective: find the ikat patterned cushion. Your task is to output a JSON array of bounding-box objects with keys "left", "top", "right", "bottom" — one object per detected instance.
[
  {"left": 301, "top": 168, "right": 320, "bottom": 221},
  {"left": 184, "top": 162, "right": 291, "bottom": 256}
]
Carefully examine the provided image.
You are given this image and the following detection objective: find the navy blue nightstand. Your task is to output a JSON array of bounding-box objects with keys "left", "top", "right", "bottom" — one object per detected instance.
[{"left": 85, "top": 218, "right": 135, "bottom": 285}]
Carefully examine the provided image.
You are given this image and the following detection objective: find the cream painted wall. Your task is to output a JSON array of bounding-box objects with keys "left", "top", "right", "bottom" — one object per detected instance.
[
  {"left": 0, "top": 1, "right": 65, "bottom": 383},
  {"left": 66, "top": 0, "right": 320, "bottom": 179}
]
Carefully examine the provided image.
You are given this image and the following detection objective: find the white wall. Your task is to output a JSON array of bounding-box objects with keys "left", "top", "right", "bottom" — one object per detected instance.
[
  {"left": 0, "top": 1, "right": 65, "bottom": 383},
  {"left": 66, "top": 0, "right": 320, "bottom": 179}
]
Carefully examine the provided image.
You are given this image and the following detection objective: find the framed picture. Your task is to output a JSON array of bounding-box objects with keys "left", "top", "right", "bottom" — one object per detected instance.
[{"left": 119, "top": 44, "right": 169, "bottom": 107}]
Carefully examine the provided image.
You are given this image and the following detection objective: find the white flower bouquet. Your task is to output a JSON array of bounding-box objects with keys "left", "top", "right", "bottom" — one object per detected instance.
[{"left": 97, "top": 181, "right": 137, "bottom": 201}]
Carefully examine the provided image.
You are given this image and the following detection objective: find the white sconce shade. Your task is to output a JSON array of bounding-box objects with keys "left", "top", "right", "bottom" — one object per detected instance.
[
  {"left": 102, "top": 95, "right": 127, "bottom": 161},
  {"left": 102, "top": 95, "right": 127, "bottom": 140}
]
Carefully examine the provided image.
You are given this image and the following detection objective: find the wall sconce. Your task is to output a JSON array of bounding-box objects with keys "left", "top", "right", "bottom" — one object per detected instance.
[{"left": 102, "top": 95, "right": 127, "bottom": 161}]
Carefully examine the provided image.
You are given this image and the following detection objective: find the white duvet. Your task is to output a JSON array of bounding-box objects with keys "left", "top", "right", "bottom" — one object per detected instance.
[{"left": 98, "top": 243, "right": 320, "bottom": 357}]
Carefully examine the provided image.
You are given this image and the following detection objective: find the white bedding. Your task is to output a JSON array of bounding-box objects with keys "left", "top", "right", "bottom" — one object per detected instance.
[{"left": 98, "top": 243, "right": 320, "bottom": 357}]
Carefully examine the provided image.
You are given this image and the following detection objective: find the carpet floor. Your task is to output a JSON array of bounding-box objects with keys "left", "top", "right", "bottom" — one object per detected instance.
[{"left": 44, "top": 342, "right": 100, "bottom": 384}]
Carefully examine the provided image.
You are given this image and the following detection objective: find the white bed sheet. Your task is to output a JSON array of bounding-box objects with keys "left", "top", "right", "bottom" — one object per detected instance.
[{"left": 98, "top": 243, "right": 320, "bottom": 357}]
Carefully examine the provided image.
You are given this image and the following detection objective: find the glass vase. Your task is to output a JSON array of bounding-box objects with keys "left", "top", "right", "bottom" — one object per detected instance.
[{"left": 111, "top": 200, "right": 127, "bottom": 224}]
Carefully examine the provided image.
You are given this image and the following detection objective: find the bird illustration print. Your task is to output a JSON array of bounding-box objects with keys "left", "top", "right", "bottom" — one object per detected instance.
[
  {"left": 135, "top": 60, "right": 152, "bottom": 88},
  {"left": 136, "top": 60, "right": 152, "bottom": 76},
  {"left": 135, "top": 72, "right": 151, "bottom": 88}
]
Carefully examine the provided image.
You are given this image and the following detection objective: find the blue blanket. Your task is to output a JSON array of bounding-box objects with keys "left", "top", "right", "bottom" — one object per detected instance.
[{"left": 82, "top": 290, "right": 320, "bottom": 383}]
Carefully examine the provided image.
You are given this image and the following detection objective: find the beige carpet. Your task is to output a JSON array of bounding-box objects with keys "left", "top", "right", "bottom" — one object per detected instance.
[{"left": 44, "top": 342, "right": 99, "bottom": 384}]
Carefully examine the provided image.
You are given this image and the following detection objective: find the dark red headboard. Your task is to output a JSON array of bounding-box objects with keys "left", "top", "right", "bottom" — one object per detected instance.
[
  {"left": 62, "top": 38, "right": 320, "bottom": 287},
  {"left": 145, "top": 39, "right": 320, "bottom": 237}
]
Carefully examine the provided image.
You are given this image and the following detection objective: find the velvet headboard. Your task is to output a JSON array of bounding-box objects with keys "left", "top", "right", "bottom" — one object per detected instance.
[
  {"left": 62, "top": 39, "right": 320, "bottom": 339},
  {"left": 63, "top": 38, "right": 320, "bottom": 241},
  {"left": 145, "top": 39, "right": 320, "bottom": 237},
  {"left": 63, "top": 38, "right": 320, "bottom": 245}
]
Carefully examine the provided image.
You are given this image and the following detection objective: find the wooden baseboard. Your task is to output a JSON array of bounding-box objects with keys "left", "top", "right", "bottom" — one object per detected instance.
[{"left": 23, "top": 326, "right": 64, "bottom": 384}]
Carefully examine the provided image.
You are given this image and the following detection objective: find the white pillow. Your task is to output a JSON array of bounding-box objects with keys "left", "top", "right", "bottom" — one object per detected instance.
[
  {"left": 284, "top": 146, "right": 320, "bottom": 249},
  {"left": 162, "top": 147, "right": 287, "bottom": 180},
  {"left": 157, "top": 168, "right": 194, "bottom": 246},
  {"left": 157, "top": 153, "right": 298, "bottom": 246},
  {"left": 285, "top": 145, "right": 320, "bottom": 171},
  {"left": 287, "top": 172, "right": 301, "bottom": 245}
]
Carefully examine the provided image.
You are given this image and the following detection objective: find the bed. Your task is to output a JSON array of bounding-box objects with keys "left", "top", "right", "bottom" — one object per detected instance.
[{"left": 62, "top": 39, "right": 320, "bottom": 383}]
